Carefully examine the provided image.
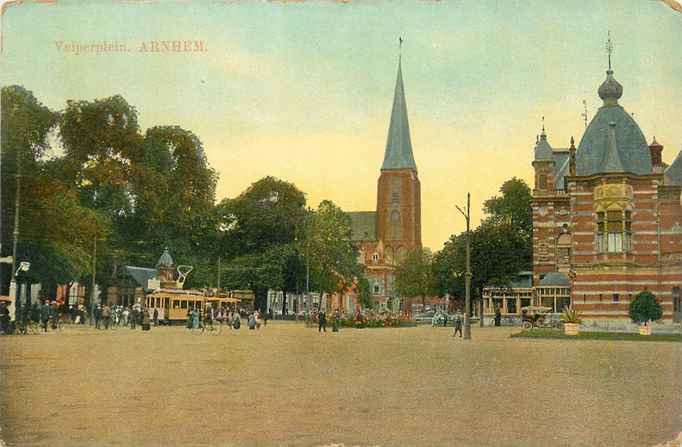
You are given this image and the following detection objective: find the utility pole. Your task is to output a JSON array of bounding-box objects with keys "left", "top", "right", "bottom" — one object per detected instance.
[
  {"left": 90, "top": 236, "right": 97, "bottom": 326},
  {"left": 456, "top": 193, "right": 472, "bottom": 340},
  {"left": 10, "top": 148, "right": 22, "bottom": 309}
]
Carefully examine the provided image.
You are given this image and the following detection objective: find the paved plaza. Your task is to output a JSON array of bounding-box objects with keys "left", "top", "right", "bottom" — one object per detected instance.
[{"left": 0, "top": 323, "right": 680, "bottom": 447}]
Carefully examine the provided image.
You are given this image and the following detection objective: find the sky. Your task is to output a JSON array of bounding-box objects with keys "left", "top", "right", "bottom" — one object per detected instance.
[{"left": 1, "top": 0, "right": 681, "bottom": 250}]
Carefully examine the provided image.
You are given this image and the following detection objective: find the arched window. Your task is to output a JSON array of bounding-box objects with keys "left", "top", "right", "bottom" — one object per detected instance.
[{"left": 390, "top": 210, "right": 400, "bottom": 222}]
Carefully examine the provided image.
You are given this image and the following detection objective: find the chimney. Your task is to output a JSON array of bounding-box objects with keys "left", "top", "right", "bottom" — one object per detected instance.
[{"left": 649, "top": 136, "right": 664, "bottom": 173}]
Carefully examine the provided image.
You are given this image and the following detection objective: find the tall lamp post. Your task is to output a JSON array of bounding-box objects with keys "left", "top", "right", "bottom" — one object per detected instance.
[{"left": 455, "top": 193, "right": 472, "bottom": 340}]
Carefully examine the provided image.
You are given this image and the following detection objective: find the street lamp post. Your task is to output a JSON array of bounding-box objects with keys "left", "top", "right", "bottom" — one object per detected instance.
[
  {"left": 456, "top": 193, "right": 472, "bottom": 340},
  {"left": 90, "top": 236, "right": 97, "bottom": 325}
]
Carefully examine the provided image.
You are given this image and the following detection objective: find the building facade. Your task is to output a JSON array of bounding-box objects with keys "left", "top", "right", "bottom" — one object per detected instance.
[
  {"left": 531, "top": 60, "right": 682, "bottom": 327},
  {"left": 347, "top": 57, "right": 422, "bottom": 310}
]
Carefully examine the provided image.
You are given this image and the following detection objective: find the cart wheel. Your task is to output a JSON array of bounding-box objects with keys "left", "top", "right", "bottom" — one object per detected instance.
[{"left": 522, "top": 321, "right": 532, "bottom": 330}]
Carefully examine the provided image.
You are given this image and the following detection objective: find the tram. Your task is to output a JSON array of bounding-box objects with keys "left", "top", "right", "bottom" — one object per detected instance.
[{"left": 144, "top": 289, "right": 240, "bottom": 322}]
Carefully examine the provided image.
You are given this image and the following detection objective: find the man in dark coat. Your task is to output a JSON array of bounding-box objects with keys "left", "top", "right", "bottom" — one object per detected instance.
[
  {"left": 494, "top": 308, "right": 502, "bottom": 327},
  {"left": 318, "top": 310, "right": 326, "bottom": 332},
  {"left": 40, "top": 301, "right": 50, "bottom": 332},
  {"left": 452, "top": 311, "right": 463, "bottom": 338},
  {"left": 153, "top": 308, "right": 159, "bottom": 326},
  {"left": 94, "top": 305, "right": 101, "bottom": 329}
]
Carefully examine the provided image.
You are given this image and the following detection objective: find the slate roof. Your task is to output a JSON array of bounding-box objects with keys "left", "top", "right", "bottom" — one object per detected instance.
[
  {"left": 534, "top": 133, "right": 553, "bottom": 161},
  {"left": 539, "top": 272, "right": 571, "bottom": 287},
  {"left": 554, "top": 157, "right": 570, "bottom": 190},
  {"left": 124, "top": 266, "right": 158, "bottom": 291},
  {"left": 575, "top": 70, "right": 652, "bottom": 176},
  {"left": 665, "top": 149, "right": 682, "bottom": 185},
  {"left": 347, "top": 211, "right": 377, "bottom": 241},
  {"left": 381, "top": 59, "right": 417, "bottom": 171}
]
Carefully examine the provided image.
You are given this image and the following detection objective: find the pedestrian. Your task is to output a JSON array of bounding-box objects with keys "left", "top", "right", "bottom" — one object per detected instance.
[
  {"left": 191, "top": 307, "right": 200, "bottom": 330},
  {"left": 130, "top": 307, "right": 137, "bottom": 330},
  {"left": 142, "top": 308, "right": 151, "bottom": 331},
  {"left": 332, "top": 309, "right": 340, "bottom": 332},
  {"left": 232, "top": 311, "right": 241, "bottom": 330},
  {"left": 452, "top": 311, "right": 463, "bottom": 338},
  {"left": 153, "top": 307, "right": 159, "bottom": 326},
  {"left": 94, "top": 304, "right": 102, "bottom": 329},
  {"left": 122, "top": 307, "right": 129, "bottom": 327},
  {"left": 102, "top": 305, "right": 111, "bottom": 330},
  {"left": 263, "top": 309, "right": 269, "bottom": 327},
  {"left": 318, "top": 310, "right": 327, "bottom": 332},
  {"left": 443, "top": 312, "right": 448, "bottom": 327},
  {"left": 40, "top": 301, "right": 50, "bottom": 332},
  {"left": 494, "top": 307, "right": 502, "bottom": 327},
  {"left": 69, "top": 305, "right": 76, "bottom": 324},
  {"left": 248, "top": 313, "right": 256, "bottom": 330}
]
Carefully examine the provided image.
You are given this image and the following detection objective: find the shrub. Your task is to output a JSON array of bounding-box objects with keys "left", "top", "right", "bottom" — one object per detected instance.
[
  {"left": 629, "top": 291, "right": 662, "bottom": 325},
  {"left": 560, "top": 306, "right": 582, "bottom": 324}
]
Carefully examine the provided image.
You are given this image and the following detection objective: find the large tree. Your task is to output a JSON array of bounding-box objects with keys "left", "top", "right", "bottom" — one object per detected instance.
[
  {"left": 433, "top": 177, "right": 533, "bottom": 317},
  {"left": 395, "top": 248, "right": 435, "bottom": 309},
  {"left": 483, "top": 177, "right": 533, "bottom": 241},
  {"left": 1, "top": 86, "right": 107, "bottom": 296},
  {"left": 216, "top": 177, "right": 307, "bottom": 310},
  {"left": 303, "top": 200, "right": 360, "bottom": 309}
]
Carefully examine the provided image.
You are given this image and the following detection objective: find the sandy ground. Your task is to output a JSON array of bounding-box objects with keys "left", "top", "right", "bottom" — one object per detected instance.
[{"left": 0, "top": 322, "right": 680, "bottom": 447}]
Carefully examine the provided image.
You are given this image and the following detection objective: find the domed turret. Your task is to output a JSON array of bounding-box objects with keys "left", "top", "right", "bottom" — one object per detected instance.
[
  {"left": 534, "top": 132, "right": 553, "bottom": 161},
  {"left": 576, "top": 65, "right": 652, "bottom": 176},
  {"left": 597, "top": 70, "right": 623, "bottom": 106},
  {"left": 156, "top": 247, "right": 174, "bottom": 268}
]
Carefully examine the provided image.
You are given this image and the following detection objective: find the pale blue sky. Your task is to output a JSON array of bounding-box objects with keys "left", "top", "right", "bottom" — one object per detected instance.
[{"left": 2, "top": 0, "right": 681, "bottom": 249}]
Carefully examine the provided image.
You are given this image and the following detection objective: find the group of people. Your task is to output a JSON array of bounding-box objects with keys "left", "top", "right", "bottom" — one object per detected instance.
[{"left": 185, "top": 306, "right": 270, "bottom": 332}]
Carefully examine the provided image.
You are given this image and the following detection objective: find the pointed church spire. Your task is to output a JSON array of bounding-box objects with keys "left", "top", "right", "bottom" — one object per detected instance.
[{"left": 381, "top": 44, "right": 417, "bottom": 171}]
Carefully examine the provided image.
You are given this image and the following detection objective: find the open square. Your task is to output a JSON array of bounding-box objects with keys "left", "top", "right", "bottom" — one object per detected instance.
[{"left": 1, "top": 324, "right": 680, "bottom": 447}]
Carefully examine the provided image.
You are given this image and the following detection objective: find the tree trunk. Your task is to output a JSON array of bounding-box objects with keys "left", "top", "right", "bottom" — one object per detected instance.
[{"left": 254, "top": 288, "right": 268, "bottom": 313}]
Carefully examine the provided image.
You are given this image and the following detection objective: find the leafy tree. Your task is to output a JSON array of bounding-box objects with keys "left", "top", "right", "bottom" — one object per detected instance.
[
  {"left": 483, "top": 177, "right": 533, "bottom": 240},
  {"left": 217, "top": 176, "right": 306, "bottom": 255},
  {"left": 1, "top": 86, "right": 108, "bottom": 296},
  {"left": 217, "top": 177, "right": 307, "bottom": 310},
  {"left": 356, "top": 276, "right": 373, "bottom": 309},
  {"left": 395, "top": 249, "right": 435, "bottom": 308},
  {"left": 59, "top": 95, "right": 143, "bottom": 215},
  {"left": 629, "top": 291, "right": 662, "bottom": 325},
  {"left": 303, "top": 200, "right": 359, "bottom": 307}
]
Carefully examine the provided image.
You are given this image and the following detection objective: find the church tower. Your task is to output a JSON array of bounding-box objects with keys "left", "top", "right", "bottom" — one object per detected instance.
[{"left": 375, "top": 56, "right": 422, "bottom": 265}]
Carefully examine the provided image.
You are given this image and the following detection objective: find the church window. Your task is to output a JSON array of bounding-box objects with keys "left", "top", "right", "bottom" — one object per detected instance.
[
  {"left": 597, "top": 209, "right": 632, "bottom": 253},
  {"left": 391, "top": 191, "right": 400, "bottom": 205},
  {"left": 390, "top": 210, "right": 400, "bottom": 223}
]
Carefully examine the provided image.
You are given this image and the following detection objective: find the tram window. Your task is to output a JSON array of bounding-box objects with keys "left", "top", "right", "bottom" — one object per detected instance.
[{"left": 181, "top": 300, "right": 187, "bottom": 309}]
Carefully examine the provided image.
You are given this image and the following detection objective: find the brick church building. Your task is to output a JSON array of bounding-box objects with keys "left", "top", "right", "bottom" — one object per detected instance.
[
  {"left": 531, "top": 57, "right": 682, "bottom": 327},
  {"left": 348, "top": 57, "right": 422, "bottom": 310}
]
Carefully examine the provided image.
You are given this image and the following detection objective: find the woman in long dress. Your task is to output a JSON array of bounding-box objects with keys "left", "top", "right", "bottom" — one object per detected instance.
[{"left": 192, "top": 308, "right": 200, "bottom": 329}]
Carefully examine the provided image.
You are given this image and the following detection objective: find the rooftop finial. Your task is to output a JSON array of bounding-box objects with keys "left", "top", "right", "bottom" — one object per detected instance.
[
  {"left": 540, "top": 116, "right": 546, "bottom": 138},
  {"left": 570, "top": 136, "right": 575, "bottom": 148},
  {"left": 399, "top": 36, "right": 404, "bottom": 64},
  {"left": 581, "top": 100, "right": 589, "bottom": 128},
  {"left": 605, "top": 31, "right": 613, "bottom": 71}
]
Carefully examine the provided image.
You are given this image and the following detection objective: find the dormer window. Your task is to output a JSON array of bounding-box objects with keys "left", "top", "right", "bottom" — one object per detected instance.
[{"left": 372, "top": 253, "right": 380, "bottom": 263}]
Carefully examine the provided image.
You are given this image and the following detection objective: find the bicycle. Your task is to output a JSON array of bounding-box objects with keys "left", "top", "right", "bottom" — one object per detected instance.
[{"left": 201, "top": 318, "right": 222, "bottom": 336}]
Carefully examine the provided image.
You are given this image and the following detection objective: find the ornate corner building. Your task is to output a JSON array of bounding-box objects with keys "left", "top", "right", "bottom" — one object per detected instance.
[
  {"left": 532, "top": 61, "right": 682, "bottom": 326},
  {"left": 347, "top": 57, "right": 422, "bottom": 309}
]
